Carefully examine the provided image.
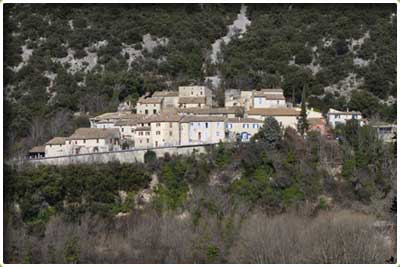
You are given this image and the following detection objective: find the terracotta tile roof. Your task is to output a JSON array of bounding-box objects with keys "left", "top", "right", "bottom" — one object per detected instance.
[
  {"left": 178, "top": 97, "right": 206, "bottom": 104},
  {"left": 178, "top": 107, "right": 243, "bottom": 115},
  {"left": 137, "top": 112, "right": 183, "bottom": 123},
  {"left": 227, "top": 117, "right": 264, "bottom": 123},
  {"left": 67, "top": 128, "right": 120, "bottom": 140},
  {"left": 114, "top": 114, "right": 146, "bottom": 126},
  {"left": 248, "top": 108, "right": 300, "bottom": 116},
  {"left": 46, "top": 137, "right": 66, "bottom": 145},
  {"left": 152, "top": 90, "right": 179, "bottom": 97},
  {"left": 137, "top": 96, "right": 163, "bottom": 104},
  {"left": 180, "top": 115, "right": 225, "bottom": 123},
  {"left": 29, "top": 146, "right": 45, "bottom": 153}
]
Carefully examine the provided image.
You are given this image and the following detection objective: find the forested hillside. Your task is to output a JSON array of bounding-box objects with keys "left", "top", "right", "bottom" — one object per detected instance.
[
  {"left": 3, "top": 3, "right": 397, "bottom": 158},
  {"left": 4, "top": 119, "right": 397, "bottom": 263}
]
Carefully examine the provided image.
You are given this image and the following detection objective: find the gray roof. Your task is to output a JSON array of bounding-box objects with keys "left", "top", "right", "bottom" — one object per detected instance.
[
  {"left": 46, "top": 137, "right": 66, "bottom": 145},
  {"left": 67, "top": 128, "right": 120, "bottom": 140}
]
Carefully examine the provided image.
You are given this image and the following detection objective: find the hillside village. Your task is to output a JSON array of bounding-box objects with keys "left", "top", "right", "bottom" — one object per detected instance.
[{"left": 27, "top": 85, "right": 395, "bottom": 160}]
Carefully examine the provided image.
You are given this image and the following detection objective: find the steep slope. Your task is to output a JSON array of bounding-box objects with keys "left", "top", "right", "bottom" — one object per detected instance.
[{"left": 3, "top": 4, "right": 397, "bottom": 157}]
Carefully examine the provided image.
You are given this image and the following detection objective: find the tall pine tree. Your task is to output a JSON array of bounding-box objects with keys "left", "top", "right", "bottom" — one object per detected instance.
[{"left": 297, "top": 85, "right": 309, "bottom": 136}]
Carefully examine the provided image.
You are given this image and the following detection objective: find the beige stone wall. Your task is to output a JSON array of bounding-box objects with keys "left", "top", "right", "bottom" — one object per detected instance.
[
  {"left": 162, "top": 96, "right": 179, "bottom": 108},
  {"left": 136, "top": 103, "right": 162, "bottom": 115},
  {"left": 45, "top": 144, "right": 66, "bottom": 157}
]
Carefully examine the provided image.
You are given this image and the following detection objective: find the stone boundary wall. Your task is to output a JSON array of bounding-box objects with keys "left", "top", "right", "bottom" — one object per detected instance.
[{"left": 23, "top": 143, "right": 215, "bottom": 166}]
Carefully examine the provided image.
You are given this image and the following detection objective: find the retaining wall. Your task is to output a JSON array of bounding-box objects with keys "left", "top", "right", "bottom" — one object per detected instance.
[{"left": 24, "top": 144, "right": 214, "bottom": 166}]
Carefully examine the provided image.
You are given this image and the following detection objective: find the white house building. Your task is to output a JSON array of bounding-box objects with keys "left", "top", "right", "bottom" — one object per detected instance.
[
  {"left": 226, "top": 117, "right": 263, "bottom": 142},
  {"left": 253, "top": 89, "right": 287, "bottom": 108},
  {"left": 327, "top": 108, "right": 364, "bottom": 128},
  {"left": 247, "top": 108, "right": 300, "bottom": 129},
  {"left": 180, "top": 116, "right": 226, "bottom": 145}
]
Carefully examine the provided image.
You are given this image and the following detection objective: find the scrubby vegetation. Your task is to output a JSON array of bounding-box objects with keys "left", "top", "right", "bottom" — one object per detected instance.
[
  {"left": 4, "top": 119, "right": 396, "bottom": 263},
  {"left": 3, "top": 4, "right": 396, "bottom": 158}
]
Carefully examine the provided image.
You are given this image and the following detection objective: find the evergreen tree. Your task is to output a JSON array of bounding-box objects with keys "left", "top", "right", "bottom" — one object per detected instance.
[
  {"left": 297, "top": 85, "right": 309, "bottom": 136},
  {"left": 252, "top": 116, "right": 282, "bottom": 149}
]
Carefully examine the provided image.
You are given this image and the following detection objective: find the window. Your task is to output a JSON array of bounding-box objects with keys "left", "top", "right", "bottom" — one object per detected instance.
[
  {"left": 258, "top": 97, "right": 262, "bottom": 104},
  {"left": 335, "top": 114, "right": 339, "bottom": 119},
  {"left": 156, "top": 123, "right": 161, "bottom": 127},
  {"left": 217, "top": 122, "right": 220, "bottom": 128},
  {"left": 352, "top": 114, "right": 356, "bottom": 119},
  {"left": 146, "top": 138, "right": 149, "bottom": 143},
  {"left": 228, "top": 123, "right": 232, "bottom": 129},
  {"left": 205, "top": 122, "right": 209, "bottom": 128},
  {"left": 146, "top": 132, "right": 150, "bottom": 136},
  {"left": 153, "top": 109, "right": 157, "bottom": 114},
  {"left": 110, "top": 138, "right": 112, "bottom": 143},
  {"left": 156, "top": 131, "right": 161, "bottom": 135},
  {"left": 200, "top": 91, "right": 203, "bottom": 95},
  {"left": 169, "top": 131, "right": 173, "bottom": 136},
  {"left": 75, "top": 141, "right": 77, "bottom": 144},
  {"left": 243, "top": 124, "right": 249, "bottom": 128},
  {"left": 83, "top": 139, "right": 86, "bottom": 144},
  {"left": 216, "top": 131, "right": 219, "bottom": 137},
  {"left": 141, "top": 123, "right": 144, "bottom": 127},
  {"left": 148, "top": 123, "right": 150, "bottom": 126},
  {"left": 145, "top": 110, "right": 148, "bottom": 115},
  {"left": 253, "top": 124, "right": 258, "bottom": 129},
  {"left": 69, "top": 141, "right": 71, "bottom": 144},
  {"left": 122, "top": 128, "right": 124, "bottom": 132},
  {"left": 198, "top": 103, "right": 201, "bottom": 107},
  {"left": 96, "top": 139, "right": 99, "bottom": 143},
  {"left": 169, "top": 122, "right": 173, "bottom": 128},
  {"left": 131, "top": 129, "right": 134, "bottom": 133}
]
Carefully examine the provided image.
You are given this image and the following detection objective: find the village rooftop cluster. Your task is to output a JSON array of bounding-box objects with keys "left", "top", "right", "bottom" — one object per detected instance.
[{"left": 28, "top": 85, "right": 394, "bottom": 159}]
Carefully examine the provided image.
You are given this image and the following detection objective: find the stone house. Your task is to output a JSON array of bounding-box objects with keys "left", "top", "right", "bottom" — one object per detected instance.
[
  {"left": 136, "top": 96, "right": 163, "bottom": 115},
  {"left": 247, "top": 108, "right": 300, "bottom": 129},
  {"left": 65, "top": 128, "right": 121, "bottom": 155},
  {"left": 178, "top": 97, "right": 208, "bottom": 108},
  {"left": 178, "top": 85, "right": 212, "bottom": 106},
  {"left": 90, "top": 111, "right": 136, "bottom": 128},
  {"left": 45, "top": 137, "right": 67, "bottom": 157},
  {"left": 146, "top": 113, "right": 182, "bottom": 148},
  {"left": 152, "top": 90, "right": 179, "bottom": 109}
]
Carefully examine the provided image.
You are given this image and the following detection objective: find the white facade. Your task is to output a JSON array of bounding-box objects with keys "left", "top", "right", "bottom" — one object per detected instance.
[
  {"left": 180, "top": 117, "right": 225, "bottom": 146},
  {"left": 327, "top": 108, "right": 364, "bottom": 128},
  {"left": 226, "top": 118, "right": 263, "bottom": 142}
]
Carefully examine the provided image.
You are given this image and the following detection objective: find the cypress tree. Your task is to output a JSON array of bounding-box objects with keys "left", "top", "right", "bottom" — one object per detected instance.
[{"left": 297, "top": 85, "right": 309, "bottom": 136}]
